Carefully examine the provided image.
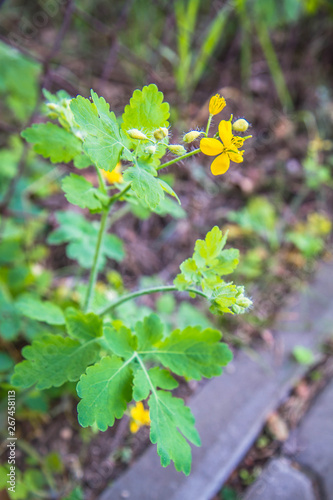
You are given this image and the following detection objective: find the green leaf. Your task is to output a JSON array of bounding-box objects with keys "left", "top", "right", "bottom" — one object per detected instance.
[
  {"left": 103, "top": 323, "right": 137, "bottom": 359},
  {"left": 154, "top": 326, "right": 233, "bottom": 379},
  {"left": 0, "top": 41, "right": 40, "bottom": 121},
  {"left": 21, "top": 123, "right": 82, "bottom": 163},
  {"left": 135, "top": 314, "right": 164, "bottom": 350},
  {"left": 149, "top": 390, "right": 200, "bottom": 475},
  {"left": 65, "top": 308, "right": 103, "bottom": 341},
  {"left": 133, "top": 366, "right": 178, "bottom": 401},
  {"left": 122, "top": 84, "right": 170, "bottom": 135},
  {"left": 76, "top": 356, "right": 133, "bottom": 430},
  {"left": 210, "top": 283, "right": 252, "bottom": 315},
  {"left": 48, "top": 211, "right": 124, "bottom": 270},
  {"left": 61, "top": 173, "right": 103, "bottom": 211},
  {"left": 123, "top": 166, "right": 164, "bottom": 209},
  {"left": 173, "top": 226, "right": 251, "bottom": 315},
  {"left": 11, "top": 334, "right": 100, "bottom": 389},
  {"left": 70, "top": 90, "right": 129, "bottom": 171},
  {"left": 16, "top": 294, "right": 65, "bottom": 325},
  {"left": 0, "top": 289, "right": 21, "bottom": 340},
  {"left": 158, "top": 178, "right": 181, "bottom": 204}
]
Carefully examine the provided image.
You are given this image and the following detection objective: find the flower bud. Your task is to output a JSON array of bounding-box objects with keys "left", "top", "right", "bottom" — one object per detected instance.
[
  {"left": 232, "top": 118, "right": 250, "bottom": 133},
  {"left": 146, "top": 145, "right": 157, "bottom": 155},
  {"left": 168, "top": 144, "right": 187, "bottom": 156},
  {"left": 127, "top": 129, "right": 148, "bottom": 140},
  {"left": 183, "top": 131, "right": 203, "bottom": 143},
  {"left": 46, "top": 103, "right": 58, "bottom": 111},
  {"left": 153, "top": 127, "right": 169, "bottom": 140}
]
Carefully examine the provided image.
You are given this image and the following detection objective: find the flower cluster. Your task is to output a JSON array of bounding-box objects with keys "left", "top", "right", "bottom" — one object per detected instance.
[{"left": 201, "top": 94, "right": 251, "bottom": 176}]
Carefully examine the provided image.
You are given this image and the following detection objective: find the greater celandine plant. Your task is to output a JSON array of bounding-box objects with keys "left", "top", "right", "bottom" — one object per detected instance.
[{"left": 12, "top": 86, "right": 252, "bottom": 474}]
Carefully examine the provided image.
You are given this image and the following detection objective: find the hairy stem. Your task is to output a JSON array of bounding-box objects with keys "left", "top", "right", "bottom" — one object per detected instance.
[
  {"left": 156, "top": 148, "right": 201, "bottom": 171},
  {"left": 99, "top": 285, "right": 208, "bottom": 316}
]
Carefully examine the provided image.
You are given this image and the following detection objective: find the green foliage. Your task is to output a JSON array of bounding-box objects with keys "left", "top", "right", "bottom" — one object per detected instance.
[
  {"left": 228, "top": 197, "right": 279, "bottom": 249},
  {"left": 286, "top": 212, "right": 331, "bottom": 259},
  {"left": 122, "top": 84, "right": 170, "bottom": 133},
  {"left": 148, "top": 390, "right": 201, "bottom": 474},
  {"left": 21, "top": 123, "right": 83, "bottom": 164},
  {"left": 70, "top": 90, "right": 130, "bottom": 171},
  {"left": 0, "top": 41, "right": 40, "bottom": 122},
  {"left": 123, "top": 165, "right": 164, "bottom": 209},
  {"left": 48, "top": 211, "right": 125, "bottom": 270},
  {"left": 11, "top": 333, "right": 100, "bottom": 389},
  {"left": 16, "top": 295, "right": 65, "bottom": 325},
  {"left": 7, "top": 82, "right": 253, "bottom": 479},
  {"left": 65, "top": 308, "right": 103, "bottom": 341},
  {"left": 77, "top": 355, "right": 133, "bottom": 430},
  {"left": 61, "top": 173, "right": 107, "bottom": 211},
  {"left": 174, "top": 226, "right": 251, "bottom": 315},
  {"left": 174, "top": 1, "right": 231, "bottom": 97},
  {"left": 12, "top": 312, "right": 232, "bottom": 474}
]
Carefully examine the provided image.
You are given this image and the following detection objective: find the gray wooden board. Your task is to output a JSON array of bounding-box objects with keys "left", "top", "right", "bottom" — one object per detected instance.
[{"left": 99, "top": 259, "right": 333, "bottom": 500}]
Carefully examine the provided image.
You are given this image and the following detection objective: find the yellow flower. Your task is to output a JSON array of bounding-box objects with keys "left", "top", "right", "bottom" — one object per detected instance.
[
  {"left": 209, "top": 94, "right": 226, "bottom": 115},
  {"left": 129, "top": 402, "right": 150, "bottom": 434},
  {"left": 101, "top": 162, "right": 123, "bottom": 184},
  {"left": 200, "top": 120, "right": 244, "bottom": 175}
]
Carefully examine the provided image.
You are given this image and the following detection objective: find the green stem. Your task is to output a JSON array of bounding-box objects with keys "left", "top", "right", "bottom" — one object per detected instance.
[
  {"left": 99, "top": 285, "right": 209, "bottom": 316},
  {"left": 205, "top": 114, "right": 213, "bottom": 136},
  {"left": 156, "top": 148, "right": 201, "bottom": 171},
  {"left": 109, "top": 183, "right": 131, "bottom": 205},
  {"left": 96, "top": 166, "right": 107, "bottom": 194},
  {"left": 135, "top": 353, "right": 158, "bottom": 398},
  {"left": 83, "top": 182, "right": 131, "bottom": 312},
  {"left": 83, "top": 208, "right": 109, "bottom": 313}
]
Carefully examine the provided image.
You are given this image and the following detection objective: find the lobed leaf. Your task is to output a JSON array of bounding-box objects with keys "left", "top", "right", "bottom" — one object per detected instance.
[
  {"left": 16, "top": 294, "right": 65, "bottom": 325},
  {"left": 76, "top": 356, "right": 133, "bottom": 430},
  {"left": 122, "top": 84, "right": 170, "bottom": 135},
  {"left": 21, "top": 123, "right": 82, "bottom": 163},
  {"left": 61, "top": 173, "right": 104, "bottom": 211},
  {"left": 48, "top": 211, "right": 124, "bottom": 270},
  {"left": 65, "top": 308, "right": 103, "bottom": 342},
  {"left": 123, "top": 166, "right": 164, "bottom": 210},
  {"left": 11, "top": 334, "right": 100, "bottom": 389},
  {"left": 154, "top": 326, "right": 233, "bottom": 379},
  {"left": 149, "top": 390, "right": 201, "bottom": 475},
  {"left": 70, "top": 90, "right": 130, "bottom": 171}
]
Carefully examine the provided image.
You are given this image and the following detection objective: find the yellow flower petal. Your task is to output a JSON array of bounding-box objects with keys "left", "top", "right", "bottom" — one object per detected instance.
[
  {"left": 200, "top": 137, "right": 224, "bottom": 156},
  {"left": 228, "top": 150, "right": 244, "bottom": 163},
  {"left": 210, "top": 153, "right": 230, "bottom": 175},
  {"left": 102, "top": 162, "right": 123, "bottom": 184},
  {"left": 218, "top": 120, "right": 232, "bottom": 147},
  {"left": 209, "top": 94, "right": 226, "bottom": 115},
  {"left": 130, "top": 421, "right": 139, "bottom": 434}
]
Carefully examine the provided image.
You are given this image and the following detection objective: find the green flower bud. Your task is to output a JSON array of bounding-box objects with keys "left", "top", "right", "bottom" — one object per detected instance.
[
  {"left": 46, "top": 103, "right": 58, "bottom": 111},
  {"left": 183, "top": 131, "right": 203, "bottom": 143},
  {"left": 127, "top": 129, "right": 148, "bottom": 140},
  {"left": 146, "top": 145, "right": 157, "bottom": 155},
  {"left": 153, "top": 127, "right": 169, "bottom": 140},
  {"left": 168, "top": 144, "right": 187, "bottom": 156},
  {"left": 232, "top": 119, "right": 250, "bottom": 133}
]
